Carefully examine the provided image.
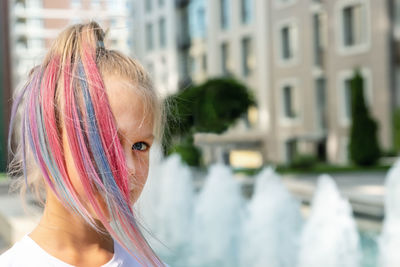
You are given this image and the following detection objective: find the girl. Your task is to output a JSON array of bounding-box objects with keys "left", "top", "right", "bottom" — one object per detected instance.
[{"left": 0, "top": 22, "right": 166, "bottom": 266}]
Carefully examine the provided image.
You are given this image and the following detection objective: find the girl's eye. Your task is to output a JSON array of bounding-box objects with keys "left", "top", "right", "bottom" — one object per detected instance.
[{"left": 132, "top": 142, "right": 149, "bottom": 152}]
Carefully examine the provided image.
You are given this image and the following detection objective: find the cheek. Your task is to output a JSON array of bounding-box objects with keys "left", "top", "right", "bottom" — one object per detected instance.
[{"left": 128, "top": 152, "right": 150, "bottom": 204}]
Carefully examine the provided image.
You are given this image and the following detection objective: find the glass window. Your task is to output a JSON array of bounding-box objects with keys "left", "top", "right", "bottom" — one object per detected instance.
[
  {"left": 241, "top": 37, "right": 253, "bottom": 76},
  {"left": 145, "top": 0, "right": 152, "bottom": 13},
  {"left": 202, "top": 53, "right": 207, "bottom": 72},
  {"left": 146, "top": 23, "right": 154, "bottom": 50},
  {"left": 220, "top": 0, "right": 230, "bottom": 30},
  {"left": 283, "top": 85, "right": 296, "bottom": 118},
  {"left": 281, "top": 26, "right": 292, "bottom": 59},
  {"left": 189, "top": 3, "right": 206, "bottom": 39},
  {"left": 342, "top": 4, "right": 367, "bottom": 47},
  {"left": 285, "top": 139, "right": 297, "bottom": 164},
  {"left": 396, "top": 0, "right": 400, "bottom": 26},
  {"left": 313, "top": 13, "right": 323, "bottom": 67},
  {"left": 71, "top": 0, "right": 81, "bottom": 8},
  {"left": 91, "top": 0, "right": 101, "bottom": 9},
  {"left": 221, "top": 42, "right": 230, "bottom": 75},
  {"left": 197, "top": 7, "right": 206, "bottom": 37},
  {"left": 315, "top": 77, "right": 326, "bottom": 129},
  {"left": 344, "top": 78, "right": 353, "bottom": 120},
  {"left": 159, "top": 17, "right": 167, "bottom": 48},
  {"left": 241, "top": 0, "right": 252, "bottom": 24}
]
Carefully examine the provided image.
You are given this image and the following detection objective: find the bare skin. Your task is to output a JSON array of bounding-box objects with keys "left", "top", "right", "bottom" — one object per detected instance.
[{"left": 29, "top": 76, "right": 155, "bottom": 267}]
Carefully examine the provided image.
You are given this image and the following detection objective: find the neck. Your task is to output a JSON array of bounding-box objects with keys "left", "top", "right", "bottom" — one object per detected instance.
[{"left": 30, "top": 190, "right": 114, "bottom": 254}]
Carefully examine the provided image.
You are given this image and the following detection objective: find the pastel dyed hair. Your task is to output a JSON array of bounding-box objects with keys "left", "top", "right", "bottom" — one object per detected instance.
[{"left": 8, "top": 22, "right": 164, "bottom": 266}]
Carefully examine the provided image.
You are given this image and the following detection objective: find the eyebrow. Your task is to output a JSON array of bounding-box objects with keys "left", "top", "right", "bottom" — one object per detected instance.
[{"left": 118, "top": 130, "right": 154, "bottom": 142}]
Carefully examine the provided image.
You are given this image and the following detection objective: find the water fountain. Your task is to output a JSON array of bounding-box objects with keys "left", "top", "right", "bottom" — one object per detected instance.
[
  {"left": 136, "top": 148, "right": 385, "bottom": 267},
  {"left": 379, "top": 159, "right": 400, "bottom": 267},
  {"left": 190, "top": 164, "right": 244, "bottom": 267},
  {"left": 240, "top": 168, "right": 303, "bottom": 267},
  {"left": 298, "top": 175, "right": 361, "bottom": 267}
]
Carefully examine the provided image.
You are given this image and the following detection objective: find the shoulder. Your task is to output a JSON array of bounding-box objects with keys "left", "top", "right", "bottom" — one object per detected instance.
[
  {"left": 0, "top": 235, "right": 61, "bottom": 267},
  {"left": 0, "top": 238, "right": 28, "bottom": 267}
]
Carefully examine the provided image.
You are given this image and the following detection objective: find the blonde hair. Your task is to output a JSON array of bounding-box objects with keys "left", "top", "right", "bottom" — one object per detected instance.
[
  {"left": 8, "top": 22, "right": 165, "bottom": 265},
  {"left": 10, "top": 21, "right": 164, "bottom": 204}
]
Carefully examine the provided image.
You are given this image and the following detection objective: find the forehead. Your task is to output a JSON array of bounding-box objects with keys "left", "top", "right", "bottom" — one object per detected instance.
[{"left": 103, "top": 76, "right": 154, "bottom": 135}]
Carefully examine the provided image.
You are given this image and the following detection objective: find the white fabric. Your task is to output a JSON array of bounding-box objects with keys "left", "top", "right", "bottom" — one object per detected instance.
[{"left": 0, "top": 235, "right": 144, "bottom": 267}]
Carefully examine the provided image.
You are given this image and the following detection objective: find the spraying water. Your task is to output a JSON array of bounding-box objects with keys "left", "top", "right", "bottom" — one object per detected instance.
[
  {"left": 379, "top": 159, "right": 400, "bottom": 267},
  {"left": 137, "top": 151, "right": 195, "bottom": 265},
  {"left": 240, "top": 168, "right": 303, "bottom": 267},
  {"left": 190, "top": 164, "right": 244, "bottom": 267},
  {"left": 298, "top": 175, "right": 361, "bottom": 267}
]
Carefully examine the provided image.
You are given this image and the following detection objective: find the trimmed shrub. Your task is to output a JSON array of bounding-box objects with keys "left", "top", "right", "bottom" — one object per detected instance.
[{"left": 348, "top": 70, "right": 380, "bottom": 166}]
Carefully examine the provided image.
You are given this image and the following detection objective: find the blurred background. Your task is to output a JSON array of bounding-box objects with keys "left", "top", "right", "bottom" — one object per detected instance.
[{"left": 2, "top": 0, "right": 400, "bottom": 266}]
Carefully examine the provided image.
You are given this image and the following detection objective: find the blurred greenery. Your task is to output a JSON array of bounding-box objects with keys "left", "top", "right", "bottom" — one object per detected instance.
[
  {"left": 393, "top": 108, "right": 400, "bottom": 153},
  {"left": 349, "top": 69, "right": 380, "bottom": 166},
  {"left": 164, "top": 77, "right": 255, "bottom": 166},
  {"left": 290, "top": 154, "right": 319, "bottom": 170}
]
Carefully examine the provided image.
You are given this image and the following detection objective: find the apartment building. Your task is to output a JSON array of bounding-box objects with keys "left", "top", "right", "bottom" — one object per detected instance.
[
  {"left": 133, "top": 0, "right": 400, "bottom": 166},
  {"left": 9, "top": 0, "right": 132, "bottom": 89},
  {"left": 264, "top": 0, "right": 394, "bottom": 165},
  {"left": 131, "top": 0, "right": 191, "bottom": 96}
]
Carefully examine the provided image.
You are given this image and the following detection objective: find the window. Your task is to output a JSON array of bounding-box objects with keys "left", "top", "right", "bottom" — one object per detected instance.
[
  {"left": 159, "top": 17, "right": 167, "bottom": 48},
  {"left": 220, "top": 0, "right": 230, "bottom": 30},
  {"left": 342, "top": 4, "right": 367, "bottom": 47},
  {"left": 313, "top": 13, "right": 324, "bottom": 67},
  {"left": 276, "top": 20, "right": 298, "bottom": 65},
  {"left": 29, "top": 18, "right": 43, "bottom": 28},
  {"left": 189, "top": 4, "right": 206, "bottom": 39},
  {"left": 202, "top": 54, "right": 207, "bottom": 72},
  {"left": 146, "top": 23, "right": 154, "bottom": 50},
  {"left": 283, "top": 85, "right": 296, "bottom": 118},
  {"left": 344, "top": 78, "right": 353, "bottom": 120},
  {"left": 71, "top": 0, "right": 81, "bottom": 8},
  {"left": 241, "top": 0, "right": 252, "bottom": 24},
  {"left": 221, "top": 42, "right": 230, "bottom": 75},
  {"left": 315, "top": 77, "right": 326, "bottom": 130},
  {"left": 145, "top": 0, "right": 152, "bottom": 13},
  {"left": 396, "top": 0, "right": 400, "bottom": 26},
  {"left": 197, "top": 7, "right": 206, "bottom": 37},
  {"left": 159, "top": 0, "right": 164, "bottom": 7},
  {"left": 27, "top": 0, "right": 41, "bottom": 8},
  {"left": 285, "top": 139, "right": 297, "bottom": 164},
  {"left": 91, "top": 0, "right": 101, "bottom": 9},
  {"left": 28, "top": 38, "right": 44, "bottom": 49},
  {"left": 281, "top": 26, "right": 292, "bottom": 59},
  {"left": 241, "top": 37, "right": 253, "bottom": 76}
]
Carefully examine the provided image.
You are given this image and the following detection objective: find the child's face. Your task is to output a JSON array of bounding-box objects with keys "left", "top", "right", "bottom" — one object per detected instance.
[{"left": 62, "top": 75, "right": 154, "bottom": 219}]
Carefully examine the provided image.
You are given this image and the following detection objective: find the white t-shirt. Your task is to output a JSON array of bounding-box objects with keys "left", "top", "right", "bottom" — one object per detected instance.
[{"left": 0, "top": 235, "right": 144, "bottom": 267}]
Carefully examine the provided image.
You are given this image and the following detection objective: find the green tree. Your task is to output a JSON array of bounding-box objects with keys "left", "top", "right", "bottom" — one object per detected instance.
[
  {"left": 348, "top": 69, "right": 380, "bottom": 166},
  {"left": 165, "top": 78, "right": 255, "bottom": 166}
]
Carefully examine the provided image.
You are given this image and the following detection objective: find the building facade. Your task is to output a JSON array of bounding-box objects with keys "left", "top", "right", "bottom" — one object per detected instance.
[
  {"left": 132, "top": 0, "right": 400, "bottom": 166},
  {"left": 9, "top": 0, "right": 133, "bottom": 89}
]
